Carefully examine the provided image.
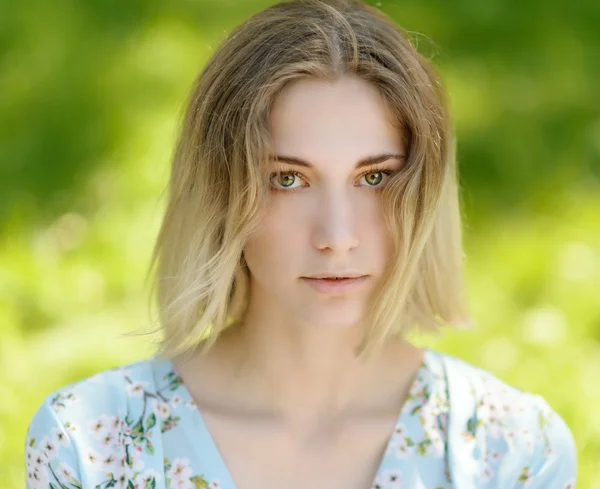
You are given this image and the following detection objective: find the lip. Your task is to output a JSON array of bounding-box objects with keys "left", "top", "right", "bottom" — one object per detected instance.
[
  {"left": 300, "top": 276, "right": 368, "bottom": 295},
  {"left": 303, "top": 271, "right": 366, "bottom": 279}
]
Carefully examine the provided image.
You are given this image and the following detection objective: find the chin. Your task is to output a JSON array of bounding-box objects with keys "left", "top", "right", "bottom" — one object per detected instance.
[{"left": 299, "top": 301, "right": 367, "bottom": 329}]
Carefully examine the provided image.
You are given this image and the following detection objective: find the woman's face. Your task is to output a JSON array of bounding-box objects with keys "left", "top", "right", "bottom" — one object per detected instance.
[{"left": 242, "top": 74, "right": 406, "bottom": 330}]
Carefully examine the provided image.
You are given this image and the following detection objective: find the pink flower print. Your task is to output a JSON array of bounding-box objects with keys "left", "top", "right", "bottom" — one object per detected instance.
[
  {"left": 57, "top": 462, "right": 77, "bottom": 483},
  {"left": 505, "top": 430, "right": 516, "bottom": 444},
  {"left": 83, "top": 448, "right": 102, "bottom": 467},
  {"left": 51, "top": 427, "right": 71, "bottom": 448},
  {"left": 126, "top": 381, "right": 148, "bottom": 398},
  {"left": 392, "top": 424, "right": 407, "bottom": 437},
  {"left": 89, "top": 417, "right": 107, "bottom": 436},
  {"left": 64, "top": 421, "right": 79, "bottom": 434},
  {"left": 171, "top": 478, "right": 194, "bottom": 489},
  {"left": 489, "top": 450, "right": 502, "bottom": 464},
  {"left": 500, "top": 402, "right": 515, "bottom": 418},
  {"left": 24, "top": 445, "right": 34, "bottom": 468},
  {"left": 26, "top": 463, "right": 49, "bottom": 489},
  {"left": 387, "top": 423, "right": 408, "bottom": 454},
  {"left": 51, "top": 390, "right": 80, "bottom": 411},
  {"left": 25, "top": 446, "right": 47, "bottom": 472},
  {"left": 100, "top": 431, "right": 117, "bottom": 448},
  {"left": 40, "top": 435, "right": 59, "bottom": 461},
  {"left": 375, "top": 469, "right": 403, "bottom": 489},
  {"left": 106, "top": 414, "right": 121, "bottom": 433},
  {"left": 169, "top": 395, "right": 184, "bottom": 407},
  {"left": 141, "top": 468, "right": 162, "bottom": 484},
  {"left": 167, "top": 458, "right": 193, "bottom": 483},
  {"left": 393, "top": 439, "right": 413, "bottom": 459},
  {"left": 101, "top": 452, "right": 119, "bottom": 472},
  {"left": 480, "top": 464, "right": 494, "bottom": 482},
  {"left": 114, "top": 471, "right": 129, "bottom": 488},
  {"left": 152, "top": 399, "right": 172, "bottom": 419}
]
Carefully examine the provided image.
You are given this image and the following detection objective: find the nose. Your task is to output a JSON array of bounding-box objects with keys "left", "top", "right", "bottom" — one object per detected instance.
[{"left": 311, "top": 188, "right": 359, "bottom": 253}]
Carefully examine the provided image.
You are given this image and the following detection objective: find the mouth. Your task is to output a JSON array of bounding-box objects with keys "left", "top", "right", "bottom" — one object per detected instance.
[
  {"left": 309, "top": 277, "right": 361, "bottom": 281},
  {"left": 302, "top": 273, "right": 366, "bottom": 280},
  {"left": 300, "top": 275, "right": 369, "bottom": 294}
]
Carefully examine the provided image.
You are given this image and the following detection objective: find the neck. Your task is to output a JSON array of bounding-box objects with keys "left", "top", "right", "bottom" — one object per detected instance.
[{"left": 219, "top": 314, "right": 417, "bottom": 426}]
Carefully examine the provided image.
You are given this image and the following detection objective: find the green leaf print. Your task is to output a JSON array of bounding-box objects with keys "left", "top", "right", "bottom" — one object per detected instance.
[
  {"left": 146, "top": 413, "right": 156, "bottom": 430},
  {"left": 410, "top": 405, "right": 423, "bottom": 415},
  {"left": 145, "top": 439, "right": 155, "bottom": 455},
  {"left": 417, "top": 439, "right": 432, "bottom": 456},
  {"left": 131, "top": 419, "right": 144, "bottom": 436},
  {"left": 49, "top": 483, "right": 59, "bottom": 489},
  {"left": 518, "top": 467, "right": 532, "bottom": 482},
  {"left": 190, "top": 475, "right": 210, "bottom": 488},
  {"left": 128, "top": 481, "right": 135, "bottom": 489},
  {"left": 466, "top": 413, "right": 478, "bottom": 436},
  {"left": 144, "top": 478, "right": 157, "bottom": 489},
  {"left": 125, "top": 445, "right": 133, "bottom": 466},
  {"left": 169, "top": 378, "right": 182, "bottom": 391},
  {"left": 161, "top": 415, "right": 181, "bottom": 433}
]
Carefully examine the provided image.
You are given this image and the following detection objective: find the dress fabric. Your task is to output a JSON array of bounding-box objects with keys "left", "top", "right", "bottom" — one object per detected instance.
[{"left": 24, "top": 348, "right": 577, "bottom": 489}]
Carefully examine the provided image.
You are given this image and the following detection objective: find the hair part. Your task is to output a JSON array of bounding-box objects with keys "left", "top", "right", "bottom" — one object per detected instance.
[{"left": 141, "top": 0, "right": 474, "bottom": 361}]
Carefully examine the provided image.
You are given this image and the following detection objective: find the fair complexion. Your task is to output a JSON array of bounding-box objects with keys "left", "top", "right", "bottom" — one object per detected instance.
[{"left": 173, "top": 74, "right": 425, "bottom": 489}]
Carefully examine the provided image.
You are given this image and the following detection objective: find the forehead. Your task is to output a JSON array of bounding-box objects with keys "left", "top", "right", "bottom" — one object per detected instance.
[{"left": 268, "top": 75, "right": 403, "bottom": 165}]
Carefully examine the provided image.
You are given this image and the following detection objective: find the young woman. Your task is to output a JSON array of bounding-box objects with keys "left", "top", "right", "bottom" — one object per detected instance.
[{"left": 25, "top": 1, "right": 577, "bottom": 488}]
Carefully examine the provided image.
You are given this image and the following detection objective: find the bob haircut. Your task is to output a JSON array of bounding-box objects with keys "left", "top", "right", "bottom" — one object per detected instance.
[{"left": 144, "top": 0, "right": 474, "bottom": 361}]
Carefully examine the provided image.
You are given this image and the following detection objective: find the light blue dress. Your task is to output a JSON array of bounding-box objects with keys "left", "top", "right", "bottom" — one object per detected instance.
[{"left": 24, "top": 348, "right": 577, "bottom": 488}]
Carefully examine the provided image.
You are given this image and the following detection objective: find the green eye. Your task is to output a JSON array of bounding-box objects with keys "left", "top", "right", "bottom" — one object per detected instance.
[
  {"left": 269, "top": 170, "right": 304, "bottom": 192},
  {"left": 278, "top": 173, "right": 296, "bottom": 187},
  {"left": 359, "top": 169, "right": 395, "bottom": 188},
  {"left": 364, "top": 172, "right": 384, "bottom": 186}
]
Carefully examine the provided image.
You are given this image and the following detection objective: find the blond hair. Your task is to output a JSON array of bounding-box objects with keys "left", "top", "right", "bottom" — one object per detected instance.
[{"left": 144, "top": 0, "right": 474, "bottom": 361}]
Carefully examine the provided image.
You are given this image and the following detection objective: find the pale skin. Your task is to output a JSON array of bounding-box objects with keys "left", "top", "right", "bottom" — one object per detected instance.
[{"left": 173, "top": 74, "right": 425, "bottom": 489}]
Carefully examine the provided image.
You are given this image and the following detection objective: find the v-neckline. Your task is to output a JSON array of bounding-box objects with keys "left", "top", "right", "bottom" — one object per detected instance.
[{"left": 157, "top": 347, "right": 434, "bottom": 489}]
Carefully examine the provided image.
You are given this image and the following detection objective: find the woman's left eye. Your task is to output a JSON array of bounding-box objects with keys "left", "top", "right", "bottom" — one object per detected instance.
[{"left": 358, "top": 170, "right": 394, "bottom": 187}]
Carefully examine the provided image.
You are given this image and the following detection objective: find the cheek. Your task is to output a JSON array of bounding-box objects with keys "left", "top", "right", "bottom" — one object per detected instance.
[
  {"left": 376, "top": 213, "right": 394, "bottom": 254},
  {"left": 243, "top": 204, "right": 304, "bottom": 278},
  {"left": 358, "top": 196, "right": 394, "bottom": 253}
]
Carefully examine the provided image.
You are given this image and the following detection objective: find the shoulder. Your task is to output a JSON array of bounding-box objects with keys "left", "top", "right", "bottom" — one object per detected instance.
[
  {"left": 29, "top": 356, "right": 159, "bottom": 426},
  {"left": 25, "top": 356, "right": 170, "bottom": 487},
  {"left": 433, "top": 350, "right": 577, "bottom": 488}
]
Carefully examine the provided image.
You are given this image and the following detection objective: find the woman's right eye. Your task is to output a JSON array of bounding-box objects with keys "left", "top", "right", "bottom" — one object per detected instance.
[{"left": 269, "top": 171, "right": 305, "bottom": 192}]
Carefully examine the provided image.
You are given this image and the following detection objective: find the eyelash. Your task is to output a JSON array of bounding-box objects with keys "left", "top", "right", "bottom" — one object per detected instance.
[{"left": 268, "top": 165, "right": 398, "bottom": 194}]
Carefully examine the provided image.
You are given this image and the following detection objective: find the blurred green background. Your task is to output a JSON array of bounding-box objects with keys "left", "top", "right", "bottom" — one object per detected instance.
[{"left": 1, "top": 0, "right": 598, "bottom": 486}]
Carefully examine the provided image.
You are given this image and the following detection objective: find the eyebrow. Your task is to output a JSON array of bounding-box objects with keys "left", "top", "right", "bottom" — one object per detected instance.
[{"left": 270, "top": 153, "right": 406, "bottom": 170}]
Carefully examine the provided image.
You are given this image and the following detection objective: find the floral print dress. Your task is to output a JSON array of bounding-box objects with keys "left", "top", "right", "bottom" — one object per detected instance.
[{"left": 24, "top": 348, "right": 577, "bottom": 489}]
